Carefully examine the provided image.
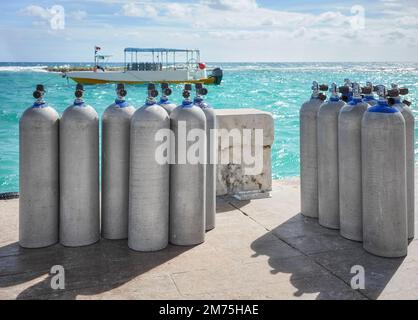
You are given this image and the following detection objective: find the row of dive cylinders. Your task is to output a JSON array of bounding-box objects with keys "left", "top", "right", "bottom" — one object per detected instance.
[
  {"left": 300, "top": 80, "right": 415, "bottom": 258},
  {"left": 19, "top": 83, "right": 216, "bottom": 251}
]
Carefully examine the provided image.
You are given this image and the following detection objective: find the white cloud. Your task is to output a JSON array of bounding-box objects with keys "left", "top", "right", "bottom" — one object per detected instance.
[
  {"left": 202, "top": 0, "right": 258, "bottom": 11},
  {"left": 121, "top": 2, "right": 158, "bottom": 18},
  {"left": 68, "top": 10, "right": 88, "bottom": 21},
  {"left": 21, "top": 5, "right": 53, "bottom": 20}
]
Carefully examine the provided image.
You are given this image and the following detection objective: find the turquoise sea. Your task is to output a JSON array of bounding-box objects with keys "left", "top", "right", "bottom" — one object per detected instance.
[{"left": 0, "top": 62, "right": 417, "bottom": 193}]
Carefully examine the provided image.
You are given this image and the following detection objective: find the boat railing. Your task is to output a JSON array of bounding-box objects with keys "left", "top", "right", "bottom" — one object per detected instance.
[{"left": 126, "top": 62, "right": 163, "bottom": 71}]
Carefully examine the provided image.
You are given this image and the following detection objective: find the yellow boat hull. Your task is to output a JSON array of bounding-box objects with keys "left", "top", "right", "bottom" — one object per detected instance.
[{"left": 69, "top": 76, "right": 218, "bottom": 85}]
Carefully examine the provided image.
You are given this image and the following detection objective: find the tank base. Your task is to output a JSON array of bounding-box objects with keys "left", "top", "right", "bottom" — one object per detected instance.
[
  {"left": 363, "top": 245, "right": 407, "bottom": 259},
  {"left": 318, "top": 221, "right": 340, "bottom": 230},
  {"left": 60, "top": 238, "right": 100, "bottom": 248},
  {"left": 340, "top": 231, "right": 362, "bottom": 243},
  {"left": 19, "top": 240, "right": 58, "bottom": 249}
]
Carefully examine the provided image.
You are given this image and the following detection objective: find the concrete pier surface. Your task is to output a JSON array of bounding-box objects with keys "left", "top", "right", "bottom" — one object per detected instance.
[{"left": 0, "top": 177, "right": 417, "bottom": 300}]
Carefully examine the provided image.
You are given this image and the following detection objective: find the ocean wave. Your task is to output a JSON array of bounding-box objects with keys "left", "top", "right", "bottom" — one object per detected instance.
[
  {"left": 221, "top": 64, "right": 418, "bottom": 73},
  {"left": 0, "top": 66, "right": 48, "bottom": 73}
]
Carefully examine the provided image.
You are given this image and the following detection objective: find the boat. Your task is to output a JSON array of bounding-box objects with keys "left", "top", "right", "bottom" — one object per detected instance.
[{"left": 64, "top": 47, "right": 223, "bottom": 85}]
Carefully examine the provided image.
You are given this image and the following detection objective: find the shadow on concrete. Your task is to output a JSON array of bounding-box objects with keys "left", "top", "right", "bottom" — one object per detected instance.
[
  {"left": 250, "top": 212, "right": 405, "bottom": 300},
  {"left": 215, "top": 196, "right": 250, "bottom": 214},
  {"left": 0, "top": 240, "right": 191, "bottom": 300}
]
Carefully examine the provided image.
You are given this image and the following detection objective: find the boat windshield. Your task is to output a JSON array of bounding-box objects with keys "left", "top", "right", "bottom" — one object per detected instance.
[{"left": 123, "top": 48, "right": 201, "bottom": 72}]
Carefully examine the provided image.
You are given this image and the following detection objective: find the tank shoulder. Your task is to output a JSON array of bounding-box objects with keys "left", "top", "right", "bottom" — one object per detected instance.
[
  {"left": 363, "top": 109, "right": 406, "bottom": 125},
  {"left": 171, "top": 105, "right": 206, "bottom": 123},
  {"left": 62, "top": 104, "right": 99, "bottom": 121},
  {"left": 396, "top": 105, "right": 415, "bottom": 121},
  {"left": 301, "top": 99, "right": 323, "bottom": 111},
  {"left": 103, "top": 104, "right": 135, "bottom": 119},
  {"left": 340, "top": 102, "right": 369, "bottom": 114},
  {"left": 20, "top": 105, "right": 60, "bottom": 124},
  {"left": 132, "top": 104, "right": 170, "bottom": 122}
]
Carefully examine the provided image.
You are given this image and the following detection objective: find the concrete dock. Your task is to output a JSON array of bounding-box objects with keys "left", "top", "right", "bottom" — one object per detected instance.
[{"left": 0, "top": 178, "right": 417, "bottom": 300}]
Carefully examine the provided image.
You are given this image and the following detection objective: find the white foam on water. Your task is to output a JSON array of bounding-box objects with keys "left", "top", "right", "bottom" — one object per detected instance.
[{"left": 0, "top": 66, "right": 48, "bottom": 73}]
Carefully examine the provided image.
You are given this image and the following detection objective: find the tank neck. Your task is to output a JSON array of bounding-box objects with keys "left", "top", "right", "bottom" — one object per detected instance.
[
  {"left": 181, "top": 99, "right": 194, "bottom": 108},
  {"left": 145, "top": 97, "right": 157, "bottom": 106},
  {"left": 368, "top": 99, "right": 399, "bottom": 113},
  {"left": 363, "top": 95, "right": 376, "bottom": 101},
  {"left": 73, "top": 98, "right": 85, "bottom": 106},
  {"left": 32, "top": 99, "right": 47, "bottom": 108},
  {"left": 159, "top": 96, "right": 170, "bottom": 104},
  {"left": 115, "top": 99, "right": 129, "bottom": 108},
  {"left": 349, "top": 97, "right": 363, "bottom": 105}
]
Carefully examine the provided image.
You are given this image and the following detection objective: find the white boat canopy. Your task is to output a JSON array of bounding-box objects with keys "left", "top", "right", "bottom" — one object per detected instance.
[{"left": 123, "top": 47, "right": 201, "bottom": 72}]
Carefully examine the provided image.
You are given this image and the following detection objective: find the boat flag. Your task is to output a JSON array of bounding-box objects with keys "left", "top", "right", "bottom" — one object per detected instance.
[{"left": 95, "top": 46, "right": 101, "bottom": 54}]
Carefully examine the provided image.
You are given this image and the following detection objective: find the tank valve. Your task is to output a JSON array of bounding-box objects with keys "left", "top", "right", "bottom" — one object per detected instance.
[
  {"left": 361, "top": 86, "right": 373, "bottom": 95},
  {"left": 183, "top": 84, "right": 192, "bottom": 99},
  {"left": 403, "top": 100, "right": 412, "bottom": 107},
  {"left": 116, "top": 84, "right": 127, "bottom": 99},
  {"left": 352, "top": 83, "right": 361, "bottom": 99},
  {"left": 33, "top": 84, "right": 45, "bottom": 100},
  {"left": 330, "top": 83, "right": 339, "bottom": 100},
  {"left": 376, "top": 85, "right": 387, "bottom": 101},
  {"left": 196, "top": 83, "right": 208, "bottom": 96},
  {"left": 147, "top": 83, "right": 159, "bottom": 100},
  {"left": 161, "top": 83, "right": 172, "bottom": 97},
  {"left": 75, "top": 84, "right": 84, "bottom": 99}
]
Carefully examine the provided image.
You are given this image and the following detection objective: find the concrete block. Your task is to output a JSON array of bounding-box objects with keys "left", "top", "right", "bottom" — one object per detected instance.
[{"left": 215, "top": 109, "right": 274, "bottom": 199}]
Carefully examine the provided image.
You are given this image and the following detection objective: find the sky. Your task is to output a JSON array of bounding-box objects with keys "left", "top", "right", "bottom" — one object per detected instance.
[{"left": 0, "top": 0, "right": 418, "bottom": 62}]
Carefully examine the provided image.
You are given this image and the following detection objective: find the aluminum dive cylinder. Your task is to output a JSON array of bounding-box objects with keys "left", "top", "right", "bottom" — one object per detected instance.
[
  {"left": 300, "top": 81, "right": 328, "bottom": 218},
  {"left": 194, "top": 83, "right": 217, "bottom": 231},
  {"left": 60, "top": 84, "right": 100, "bottom": 247},
  {"left": 102, "top": 84, "right": 135, "bottom": 240},
  {"left": 389, "top": 85, "right": 415, "bottom": 240},
  {"left": 362, "top": 82, "right": 378, "bottom": 107},
  {"left": 362, "top": 85, "right": 407, "bottom": 258},
  {"left": 129, "top": 84, "right": 170, "bottom": 251},
  {"left": 170, "top": 84, "right": 207, "bottom": 246},
  {"left": 317, "top": 83, "right": 346, "bottom": 229},
  {"left": 158, "top": 83, "right": 177, "bottom": 115},
  {"left": 19, "top": 85, "right": 60, "bottom": 248},
  {"left": 338, "top": 83, "right": 369, "bottom": 241}
]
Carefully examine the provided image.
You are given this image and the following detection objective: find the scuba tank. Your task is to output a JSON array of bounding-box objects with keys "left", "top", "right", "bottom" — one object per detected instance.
[
  {"left": 362, "top": 85, "right": 407, "bottom": 257},
  {"left": 102, "top": 84, "right": 136, "bottom": 240},
  {"left": 388, "top": 84, "right": 415, "bottom": 240},
  {"left": 19, "top": 85, "right": 60, "bottom": 248},
  {"left": 170, "top": 84, "right": 207, "bottom": 246},
  {"left": 300, "top": 81, "right": 327, "bottom": 218},
  {"left": 129, "top": 84, "right": 170, "bottom": 251},
  {"left": 317, "top": 83, "right": 346, "bottom": 229},
  {"left": 194, "top": 83, "right": 217, "bottom": 231},
  {"left": 159, "top": 83, "right": 177, "bottom": 115},
  {"left": 338, "top": 83, "right": 369, "bottom": 241},
  {"left": 60, "top": 84, "right": 100, "bottom": 247},
  {"left": 362, "top": 82, "right": 378, "bottom": 107}
]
